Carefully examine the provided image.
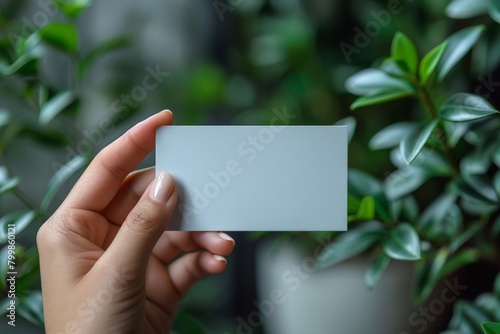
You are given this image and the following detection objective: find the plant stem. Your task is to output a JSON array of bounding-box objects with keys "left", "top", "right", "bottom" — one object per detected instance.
[
  {"left": 14, "top": 188, "right": 37, "bottom": 211},
  {"left": 419, "top": 86, "right": 460, "bottom": 176}
]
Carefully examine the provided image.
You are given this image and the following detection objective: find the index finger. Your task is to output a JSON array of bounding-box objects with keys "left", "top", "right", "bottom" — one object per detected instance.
[{"left": 62, "top": 110, "right": 173, "bottom": 212}]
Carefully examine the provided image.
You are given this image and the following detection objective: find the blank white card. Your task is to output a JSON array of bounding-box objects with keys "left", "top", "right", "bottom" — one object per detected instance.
[{"left": 156, "top": 125, "right": 347, "bottom": 231}]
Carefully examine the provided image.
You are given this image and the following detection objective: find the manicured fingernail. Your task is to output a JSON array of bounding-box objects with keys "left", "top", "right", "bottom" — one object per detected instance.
[
  {"left": 218, "top": 232, "right": 235, "bottom": 246},
  {"left": 150, "top": 172, "right": 174, "bottom": 203},
  {"left": 213, "top": 255, "right": 227, "bottom": 263},
  {"left": 163, "top": 109, "right": 173, "bottom": 115}
]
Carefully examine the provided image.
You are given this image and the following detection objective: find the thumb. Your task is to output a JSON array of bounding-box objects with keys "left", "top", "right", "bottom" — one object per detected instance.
[{"left": 101, "top": 172, "right": 177, "bottom": 274}]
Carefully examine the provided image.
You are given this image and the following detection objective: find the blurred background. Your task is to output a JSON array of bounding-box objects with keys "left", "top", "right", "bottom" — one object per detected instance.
[{"left": 1, "top": 0, "right": 499, "bottom": 333}]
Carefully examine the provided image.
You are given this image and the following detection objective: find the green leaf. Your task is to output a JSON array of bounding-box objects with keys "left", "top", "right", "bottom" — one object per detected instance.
[
  {"left": 55, "top": 0, "right": 93, "bottom": 18},
  {"left": 461, "top": 196, "right": 498, "bottom": 216},
  {"left": 335, "top": 116, "right": 356, "bottom": 144},
  {"left": 419, "top": 41, "right": 447, "bottom": 85},
  {"left": 491, "top": 1, "right": 500, "bottom": 23},
  {"left": 439, "top": 93, "right": 500, "bottom": 122},
  {"left": 1, "top": 53, "right": 41, "bottom": 77},
  {"left": 41, "top": 155, "right": 89, "bottom": 212},
  {"left": 39, "top": 91, "right": 76, "bottom": 126},
  {"left": 383, "top": 223, "right": 421, "bottom": 260},
  {"left": 445, "top": 121, "right": 470, "bottom": 147},
  {"left": 436, "top": 25, "right": 485, "bottom": 82},
  {"left": 348, "top": 194, "right": 361, "bottom": 214},
  {"left": 380, "top": 58, "right": 410, "bottom": 78},
  {"left": 345, "top": 69, "right": 415, "bottom": 96},
  {"left": 463, "top": 174, "right": 498, "bottom": 204},
  {"left": 0, "top": 211, "right": 36, "bottom": 243},
  {"left": 369, "top": 122, "right": 418, "bottom": 150},
  {"left": 0, "top": 109, "right": 11, "bottom": 128},
  {"left": 419, "top": 193, "right": 462, "bottom": 240},
  {"left": 365, "top": 254, "right": 391, "bottom": 289},
  {"left": 482, "top": 322, "right": 500, "bottom": 334},
  {"left": 457, "top": 178, "right": 498, "bottom": 205},
  {"left": 0, "top": 177, "right": 19, "bottom": 194},
  {"left": 461, "top": 153, "right": 490, "bottom": 175},
  {"left": 77, "top": 35, "right": 130, "bottom": 77},
  {"left": 12, "top": 211, "right": 36, "bottom": 239},
  {"left": 350, "top": 89, "right": 415, "bottom": 110},
  {"left": 18, "top": 291, "right": 44, "bottom": 327},
  {"left": 401, "top": 195, "right": 419, "bottom": 222},
  {"left": 494, "top": 150, "right": 500, "bottom": 169},
  {"left": 39, "top": 22, "right": 79, "bottom": 54},
  {"left": 373, "top": 193, "right": 392, "bottom": 222},
  {"left": 400, "top": 119, "right": 439, "bottom": 164},
  {"left": 355, "top": 196, "right": 375, "bottom": 221},
  {"left": 445, "top": 0, "right": 490, "bottom": 19},
  {"left": 415, "top": 150, "right": 454, "bottom": 176},
  {"left": 450, "top": 223, "right": 482, "bottom": 253},
  {"left": 440, "top": 249, "right": 480, "bottom": 279},
  {"left": 413, "top": 247, "right": 449, "bottom": 305},
  {"left": 385, "top": 167, "right": 430, "bottom": 200},
  {"left": 391, "top": 32, "right": 418, "bottom": 74},
  {"left": 449, "top": 301, "right": 491, "bottom": 332},
  {"left": 315, "top": 221, "right": 384, "bottom": 269},
  {"left": 348, "top": 169, "right": 383, "bottom": 197}
]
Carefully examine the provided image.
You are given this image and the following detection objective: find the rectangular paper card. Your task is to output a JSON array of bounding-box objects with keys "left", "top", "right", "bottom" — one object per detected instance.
[{"left": 156, "top": 125, "right": 347, "bottom": 231}]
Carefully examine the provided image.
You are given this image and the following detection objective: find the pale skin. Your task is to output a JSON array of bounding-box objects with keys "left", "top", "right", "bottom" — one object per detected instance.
[{"left": 37, "top": 110, "right": 235, "bottom": 334}]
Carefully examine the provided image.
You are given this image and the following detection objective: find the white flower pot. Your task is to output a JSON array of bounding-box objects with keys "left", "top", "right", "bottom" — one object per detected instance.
[{"left": 254, "top": 239, "right": 449, "bottom": 334}]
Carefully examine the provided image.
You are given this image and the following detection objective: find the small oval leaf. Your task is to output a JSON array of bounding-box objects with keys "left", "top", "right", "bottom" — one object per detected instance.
[
  {"left": 445, "top": 0, "right": 490, "bottom": 19},
  {"left": 436, "top": 25, "right": 485, "bottom": 82},
  {"left": 350, "top": 89, "right": 415, "bottom": 110},
  {"left": 345, "top": 69, "right": 414, "bottom": 96},
  {"left": 369, "top": 122, "right": 418, "bottom": 150},
  {"left": 39, "top": 22, "right": 79, "bottom": 54},
  {"left": 419, "top": 41, "right": 447, "bottom": 85},
  {"left": 383, "top": 223, "right": 421, "bottom": 260},
  {"left": 400, "top": 119, "right": 439, "bottom": 165},
  {"left": 385, "top": 167, "right": 430, "bottom": 200},
  {"left": 439, "top": 93, "right": 499, "bottom": 122},
  {"left": 391, "top": 32, "right": 418, "bottom": 74},
  {"left": 41, "top": 155, "right": 89, "bottom": 212},
  {"left": 315, "top": 221, "right": 384, "bottom": 269},
  {"left": 365, "top": 253, "right": 391, "bottom": 289},
  {"left": 39, "top": 91, "right": 76, "bottom": 126}
]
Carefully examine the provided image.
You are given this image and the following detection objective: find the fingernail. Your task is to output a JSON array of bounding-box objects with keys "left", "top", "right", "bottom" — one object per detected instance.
[
  {"left": 150, "top": 172, "right": 174, "bottom": 203},
  {"left": 218, "top": 232, "right": 235, "bottom": 246},
  {"left": 162, "top": 109, "right": 173, "bottom": 115},
  {"left": 213, "top": 255, "right": 227, "bottom": 263}
]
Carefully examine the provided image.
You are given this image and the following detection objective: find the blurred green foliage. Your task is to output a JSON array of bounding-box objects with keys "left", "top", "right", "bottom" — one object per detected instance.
[{"left": 0, "top": 0, "right": 500, "bottom": 333}]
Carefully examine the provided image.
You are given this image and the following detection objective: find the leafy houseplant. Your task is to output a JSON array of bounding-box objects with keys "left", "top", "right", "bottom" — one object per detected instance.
[
  {"left": 0, "top": 1, "right": 132, "bottom": 327},
  {"left": 310, "top": 9, "right": 500, "bottom": 332}
]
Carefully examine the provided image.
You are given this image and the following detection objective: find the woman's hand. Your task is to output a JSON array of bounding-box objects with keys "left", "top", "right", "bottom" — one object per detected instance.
[{"left": 37, "top": 110, "right": 235, "bottom": 334}]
